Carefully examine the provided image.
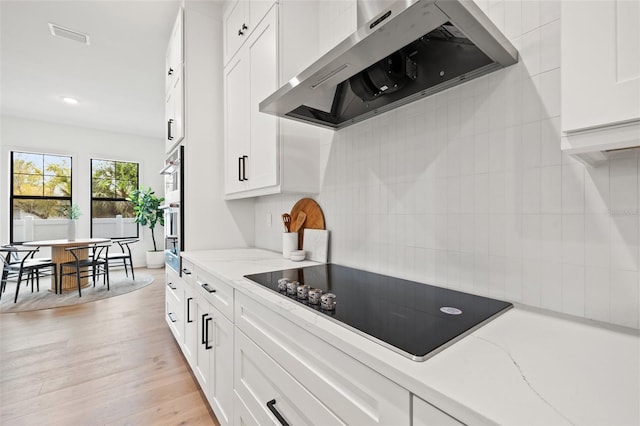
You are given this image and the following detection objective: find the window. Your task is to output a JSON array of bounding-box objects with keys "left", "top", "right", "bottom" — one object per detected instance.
[
  {"left": 10, "top": 151, "right": 72, "bottom": 243},
  {"left": 91, "top": 159, "right": 139, "bottom": 239}
]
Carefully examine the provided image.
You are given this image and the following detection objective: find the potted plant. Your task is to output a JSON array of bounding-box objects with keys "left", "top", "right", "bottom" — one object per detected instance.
[{"left": 129, "top": 187, "right": 165, "bottom": 268}]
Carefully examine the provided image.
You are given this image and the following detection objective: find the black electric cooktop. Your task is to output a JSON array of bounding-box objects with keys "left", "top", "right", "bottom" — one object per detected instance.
[{"left": 245, "top": 264, "right": 512, "bottom": 361}]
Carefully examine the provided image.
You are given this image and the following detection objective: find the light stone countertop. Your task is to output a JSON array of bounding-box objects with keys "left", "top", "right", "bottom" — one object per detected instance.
[{"left": 182, "top": 248, "right": 640, "bottom": 425}]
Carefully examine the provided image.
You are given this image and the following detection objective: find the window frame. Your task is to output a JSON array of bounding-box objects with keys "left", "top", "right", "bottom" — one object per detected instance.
[
  {"left": 89, "top": 158, "right": 140, "bottom": 239},
  {"left": 9, "top": 150, "right": 73, "bottom": 244}
]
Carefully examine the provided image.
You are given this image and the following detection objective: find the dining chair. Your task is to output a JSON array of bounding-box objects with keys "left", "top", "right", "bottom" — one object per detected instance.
[
  {"left": 1, "top": 245, "right": 58, "bottom": 302},
  {"left": 103, "top": 238, "right": 138, "bottom": 280},
  {"left": 59, "top": 243, "right": 111, "bottom": 297}
]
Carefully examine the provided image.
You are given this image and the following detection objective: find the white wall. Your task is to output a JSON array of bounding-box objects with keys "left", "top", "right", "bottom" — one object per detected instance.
[
  {"left": 253, "top": 0, "right": 640, "bottom": 330},
  {"left": 0, "top": 115, "right": 166, "bottom": 267}
]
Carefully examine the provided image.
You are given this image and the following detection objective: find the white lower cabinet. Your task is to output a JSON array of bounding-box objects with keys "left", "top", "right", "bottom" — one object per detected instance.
[
  {"left": 235, "top": 329, "right": 343, "bottom": 425},
  {"left": 168, "top": 255, "right": 463, "bottom": 426},
  {"left": 165, "top": 267, "right": 184, "bottom": 342},
  {"left": 235, "top": 290, "right": 410, "bottom": 425}
]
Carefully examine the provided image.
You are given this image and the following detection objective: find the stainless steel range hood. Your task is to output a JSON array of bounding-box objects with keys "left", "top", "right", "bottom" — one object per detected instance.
[{"left": 259, "top": 0, "right": 518, "bottom": 130}]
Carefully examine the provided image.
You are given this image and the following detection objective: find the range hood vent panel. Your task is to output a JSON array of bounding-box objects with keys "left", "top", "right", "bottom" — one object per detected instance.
[{"left": 259, "top": 0, "right": 518, "bottom": 130}]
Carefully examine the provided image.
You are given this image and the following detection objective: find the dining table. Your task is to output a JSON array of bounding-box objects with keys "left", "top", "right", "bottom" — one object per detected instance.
[{"left": 23, "top": 238, "right": 110, "bottom": 292}]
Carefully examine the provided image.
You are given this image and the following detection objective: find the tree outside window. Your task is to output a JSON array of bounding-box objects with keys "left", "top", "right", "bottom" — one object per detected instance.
[
  {"left": 91, "top": 159, "right": 139, "bottom": 239},
  {"left": 10, "top": 151, "right": 72, "bottom": 243}
]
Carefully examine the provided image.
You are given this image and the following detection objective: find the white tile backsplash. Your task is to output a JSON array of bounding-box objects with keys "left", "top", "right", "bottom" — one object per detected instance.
[{"left": 252, "top": 0, "right": 640, "bottom": 329}]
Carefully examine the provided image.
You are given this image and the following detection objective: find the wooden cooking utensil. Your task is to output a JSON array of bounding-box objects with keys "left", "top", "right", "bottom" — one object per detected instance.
[
  {"left": 290, "top": 198, "right": 325, "bottom": 249},
  {"left": 281, "top": 213, "right": 291, "bottom": 232},
  {"left": 291, "top": 211, "right": 307, "bottom": 233}
]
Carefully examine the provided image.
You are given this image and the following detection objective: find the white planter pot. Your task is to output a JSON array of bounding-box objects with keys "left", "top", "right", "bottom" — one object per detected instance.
[
  {"left": 68, "top": 219, "right": 77, "bottom": 240},
  {"left": 146, "top": 250, "right": 165, "bottom": 269}
]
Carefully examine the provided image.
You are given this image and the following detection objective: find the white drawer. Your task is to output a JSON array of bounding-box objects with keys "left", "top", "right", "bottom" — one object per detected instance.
[
  {"left": 165, "top": 267, "right": 183, "bottom": 304},
  {"left": 165, "top": 286, "right": 183, "bottom": 341},
  {"left": 180, "top": 258, "right": 196, "bottom": 285},
  {"left": 235, "top": 329, "right": 343, "bottom": 425},
  {"left": 235, "top": 290, "right": 410, "bottom": 425},
  {"left": 194, "top": 266, "right": 234, "bottom": 322}
]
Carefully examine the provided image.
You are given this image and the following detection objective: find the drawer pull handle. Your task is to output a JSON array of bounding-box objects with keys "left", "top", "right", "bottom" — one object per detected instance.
[
  {"left": 167, "top": 312, "right": 177, "bottom": 323},
  {"left": 201, "top": 313, "right": 209, "bottom": 344},
  {"left": 182, "top": 268, "right": 192, "bottom": 275},
  {"left": 201, "top": 283, "right": 217, "bottom": 293},
  {"left": 266, "top": 399, "right": 289, "bottom": 426},
  {"left": 186, "top": 297, "right": 193, "bottom": 323},
  {"left": 205, "top": 316, "right": 213, "bottom": 350},
  {"left": 167, "top": 282, "right": 177, "bottom": 290}
]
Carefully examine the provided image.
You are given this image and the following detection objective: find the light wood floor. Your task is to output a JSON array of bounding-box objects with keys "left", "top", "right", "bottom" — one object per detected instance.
[{"left": 0, "top": 267, "right": 219, "bottom": 426}]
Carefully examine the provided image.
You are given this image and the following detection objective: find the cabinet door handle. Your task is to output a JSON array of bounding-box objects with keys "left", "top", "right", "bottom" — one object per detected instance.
[
  {"left": 167, "top": 312, "right": 177, "bottom": 323},
  {"left": 181, "top": 268, "right": 192, "bottom": 276},
  {"left": 186, "top": 297, "right": 193, "bottom": 323},
  {"left": 201, "top": 313, "right": 209, "bottom": 344},
  {"left": 167, "top": 282, "right": 177, "bottom": 290},
  {"left": 167, "top": 119, "right": 174, "bottom": 141},
  {"left": 201, "top": 283, "right": 217, "bottom": 293},
  {"left": 205, "top": 316, "right": 213, "bottom": 350},
  {"left": 242, "top": 155, "right": 248, "bottom": 181},
  {"left": 238, "top": 28, "right": 244, "bottom": 36},
  {"left": 238, "top": 157, "right": 243, "bottom": 182},
  {"left": 242, "top": 23, "right": 248, "bottom": 31},
  {"left": 168, "top": 67, "right": 174, "bottom": 76},
  {"left": 266, "top": 399, "right": 289, "bottom": 426}
]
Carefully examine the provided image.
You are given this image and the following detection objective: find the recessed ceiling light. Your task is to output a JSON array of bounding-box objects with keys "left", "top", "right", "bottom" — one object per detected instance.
[{"left": 63, "top": 97, "right": 79, "bottom": 104}]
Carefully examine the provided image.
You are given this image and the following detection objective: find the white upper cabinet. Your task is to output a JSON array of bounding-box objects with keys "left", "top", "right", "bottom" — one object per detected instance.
[
  {"left": 224, "top": 1, "right": 328, "bottom": 199},
  {"left": 561, "top": 0, "right": 640, "bottom": 166},
  {"left": 165, "top": 7, "right": 184, "bottom": 153},
  {"left": 223, "top": 0, "right": 277, "bottom": 66}
]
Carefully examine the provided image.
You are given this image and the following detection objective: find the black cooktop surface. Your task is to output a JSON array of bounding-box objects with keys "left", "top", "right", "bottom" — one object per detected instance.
[{"left": 245, "top": 264, "right": 512, "bottom": 361}]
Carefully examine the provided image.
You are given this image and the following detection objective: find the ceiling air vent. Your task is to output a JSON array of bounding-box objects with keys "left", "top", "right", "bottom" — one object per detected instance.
[{"left": 48, "top": 23, "right": 90, "bottom": 45}]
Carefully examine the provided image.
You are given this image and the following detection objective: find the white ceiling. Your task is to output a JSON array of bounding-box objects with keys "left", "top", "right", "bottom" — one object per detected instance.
[{"left": 1, "top": 0, "right": 183, "bottom": 140}]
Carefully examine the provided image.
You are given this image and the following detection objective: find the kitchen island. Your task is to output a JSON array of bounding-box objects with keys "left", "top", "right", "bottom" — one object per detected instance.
[{"left": 178, "top": 248, "right": 639, "bottom": 425}]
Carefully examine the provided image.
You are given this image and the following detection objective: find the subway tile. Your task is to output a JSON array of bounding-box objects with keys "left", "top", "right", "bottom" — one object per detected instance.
[
  {"left": 540, "top": 68, "right": 560, "bottom": 119},
  {"left": 585, "top": 266, "right": 610, "bottom": 323},
  {"left": 541, "top": 0, "right": 560, "bottom": 24},
  {"left": 540, "top": 117, "right": 561, "bottom": 166},
  {"left": 610, "top": 156, "right": 639, "bottom": 215},
  {"left": 522, "top": 167, "right": 541, "bottom": 214},
  {"left": 522, "top": 0, "right": 541, "bottom": 33},
  {"left": 474, "top": 213, "right": 490, "bottom": 255},
  {"left": 541, "top": 165, "right": 562, "bottom": 213},
  {"left": 519, "top": 27, "right": 541, "bottom": 76},
  {"left": 522, "top": 214, "right": 541, "bottom": 260},
  {"left": 489, "top": 171, "right": 507, "bottom": 214},
  {"left": 489, "top": 255, "right": 507, "bottom": 298},
  {"left": 540, "top": 20, "right": 560, "bottom": 73},
  {"left": 540, "top": 214, "right": 562, "bottom": 263},
  {"left": 489, "top": 214, "right": 507, "bottom": 256},
  {"left": 474, "top": 131, "right": 490, "bottom": 174},
  {"left": 540, "top": 261, "right": 563, "bottom": 311},
  {"left": 504, "top": 257, "right": 523, "bottom": 302},
  {"left": 610, "top": 215, "right": 639, "bottom": 271},
  {"left": 585, "top": 214, "right": 611, "bottom": 269},
  {"left": 610, "top": 269, "right": 640, "bottom": 328},
  {"left": 522, "top": 121, "right": 541, "bottom": 169},
  {"left": 522, "top": 259, "right": 542, "bottom": 307},
  {"left": 504, "top": 0, "right": 523, "bottom": 39},
  {"left": 562, "top": 163, "right": 585, "bottom": 215},
  {"left": 562, "top": 264, "right": 585, "bottom": 317},
  {"left": 474, "top": 253, "right": 491, "bottom": 296},
  {"left": 562, "top": 214, "right": 585, "bottom": 265},
  {"left": 474, "top": 173, "right": 490, "bottom": 214}
]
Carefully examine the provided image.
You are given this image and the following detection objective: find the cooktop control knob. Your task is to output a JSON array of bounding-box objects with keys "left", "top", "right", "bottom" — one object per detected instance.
[
  {"left": 277, "top": 278, "right": 289, "bottom": 292},
  {"left": 308, "top": 288, "right": 323, "bottom": 304},
  {"left": 286, "top": 280, "right": 300, "bottom": 295},
  {"left": 320, "top": 292, "right": 337, "bottom": 311},
  {"left": 297, "top": 284, "right": 310, "bottom": 300}
]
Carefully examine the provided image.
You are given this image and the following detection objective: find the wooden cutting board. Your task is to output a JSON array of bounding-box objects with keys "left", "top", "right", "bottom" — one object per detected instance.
[{"left": 290, "top": 198, "right": 325, "bottom": 250}]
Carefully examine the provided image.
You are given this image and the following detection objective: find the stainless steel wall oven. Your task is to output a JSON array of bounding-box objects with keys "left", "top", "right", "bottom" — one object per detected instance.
[{"left": 160, "top": 145, "right": 184, "bottom": 273}]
